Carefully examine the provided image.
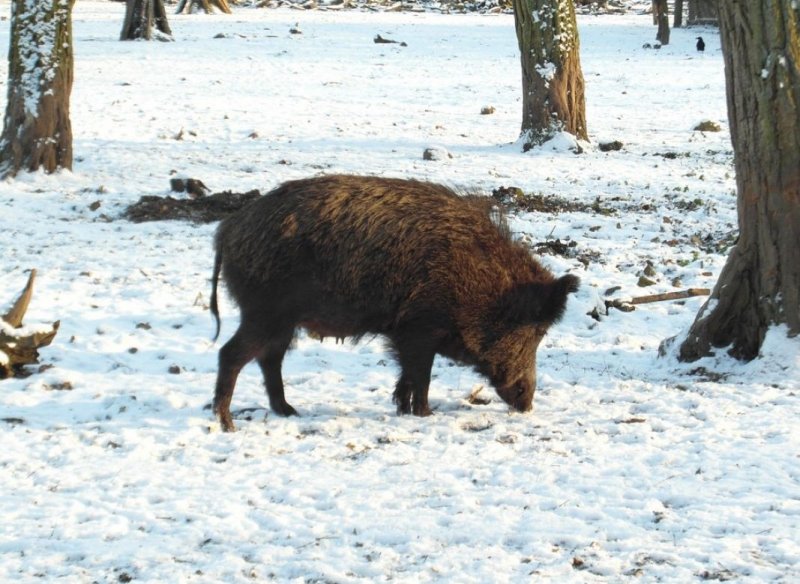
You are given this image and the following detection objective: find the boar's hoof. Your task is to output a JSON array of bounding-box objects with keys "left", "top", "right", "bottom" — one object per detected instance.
[
  {"left": 392, "top": 393, "right": 412, "bottom": 415},
  {"left": 213, "top": 404, "right": 236, "bottom": 432},
  {"left": 219, "top": 416, "right": 236, "bottom": 433},
  {"left": 272, "top": 402, "right": 299, "bottom": 417},
  {"left": 412, "top": 403, "right": 433, "bottom": 417}
]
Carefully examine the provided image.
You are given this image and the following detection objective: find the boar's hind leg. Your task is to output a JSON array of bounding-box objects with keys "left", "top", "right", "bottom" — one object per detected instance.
[
  {"left": 391, "top": 338, "right": 436, "bottom": 417},
  {"left": 256, "top": 333, "right": 298, "bottom": 417},
  {"left": 213, "top": 326, "right": 265, "bottom": 432}
]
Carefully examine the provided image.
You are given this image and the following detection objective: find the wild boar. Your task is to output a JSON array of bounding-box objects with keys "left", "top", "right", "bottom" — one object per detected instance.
[{"left": 210, "top": 174, "right": 579, "bottom": 431}]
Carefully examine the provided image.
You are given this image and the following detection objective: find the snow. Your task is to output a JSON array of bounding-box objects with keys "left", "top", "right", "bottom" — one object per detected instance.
[
  {"left": 1, "top": 2, "right": 799, "bottom": 582},
  {"left": 534, "top": 60, "right": 556, "bottom": 82}
]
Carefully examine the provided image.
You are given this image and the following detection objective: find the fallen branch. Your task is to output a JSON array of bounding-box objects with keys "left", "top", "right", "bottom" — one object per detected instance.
[
  {"left": 630, "top": 288, "right": 711, "bottom": 305},
  {"left": 466, "top": 384, "right": 490, "bottom": 405},
  {"left": 605, "top": 288, "right": 710, "bottom": 314},
  {"left": 2, "top": 269, "right": 36, "bottom": 327},
  {"left": 1, "top": 271, "right": 59, "bottom": 378}
]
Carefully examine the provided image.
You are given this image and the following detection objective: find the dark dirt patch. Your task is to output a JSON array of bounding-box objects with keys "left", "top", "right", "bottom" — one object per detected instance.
[
  {"left": 695, "top": 230, "right": 739, "bottom": 254},
  {"left": 531, "top": 238, "right": 603, "bottom": 267},
  {"left": 533, "top": 238, "right": 576, "bottom": 256},
  {"left": 654, "top": 151, "right": 691, "bottom": 160},
  {"left": 492, "top": 186, "right": 616, "bottom": 216},
  {"left": 698, "top": 568, "right": 738, "bottom": 581},
  {"left": 689, "top": 367, "right": 729, "bottom": 383},
  {"left": 124, "top": 190, "right": 261, "bottom": 223},
  {"left": 599, "top": 140, "right": 624, "bottom": 152}
]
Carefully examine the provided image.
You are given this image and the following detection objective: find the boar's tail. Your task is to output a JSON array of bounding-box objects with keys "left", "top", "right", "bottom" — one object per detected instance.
[
  {"left": 210, "top": 247, "right": 223, "bottom": 341},
  {"left": 542, "top": 274, "right": 580, "bottom": 325}
]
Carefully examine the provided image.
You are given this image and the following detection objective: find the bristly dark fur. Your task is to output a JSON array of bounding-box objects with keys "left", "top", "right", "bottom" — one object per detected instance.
[{"left": 210, "top": 174, "right": 579, "bottom": 431}]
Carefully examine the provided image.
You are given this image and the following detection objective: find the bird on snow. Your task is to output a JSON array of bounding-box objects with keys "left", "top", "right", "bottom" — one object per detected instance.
[{"left": 696, "top": 37, "right": 705, "bottom": 52}]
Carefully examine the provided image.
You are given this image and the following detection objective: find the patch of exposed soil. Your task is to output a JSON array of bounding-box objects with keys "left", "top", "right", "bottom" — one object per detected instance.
[
  {"left": 492, "top": 186, "right": 616, "bottom": 216},
  {"left": 530, "top": 237, "right": 603, "bottom": 267},
  {"left": 124, "top": 190, "right": 261, "bottom": 223}
]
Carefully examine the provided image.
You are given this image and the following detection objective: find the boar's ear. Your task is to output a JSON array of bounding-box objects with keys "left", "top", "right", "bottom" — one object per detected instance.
[{"left": 524, "top": 274, "right": 580, "bottom": 326}]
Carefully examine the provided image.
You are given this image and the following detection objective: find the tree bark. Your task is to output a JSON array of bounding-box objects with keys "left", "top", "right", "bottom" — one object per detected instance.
[
  {"left": 0, "top": 0, "right": 74, "bottom": 178},
  {"left": 687, "top": 0, "right": 718, "bottom": 25},
  {"left": 674, "top": 2, "right": 800, "bottom": 362},
  {"left": 512, "top": 0, "right": 588, "bottom": 150},
  {"left": 654, "top": 0, "right": 670, "bottom": 45},
  {"left": 673, "top": 0, "right": 684, "bottom": 28},
  {"left": 175, "top": 0, "right": 233, "bottom": 14},
  {"left": 121, "top": 0, "right": 173, "bottom": 41}
]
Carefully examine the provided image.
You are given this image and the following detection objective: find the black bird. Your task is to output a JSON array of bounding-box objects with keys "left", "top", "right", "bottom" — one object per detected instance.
[{"left": 696, "top": 36, "right": 706, "bottom": 52}]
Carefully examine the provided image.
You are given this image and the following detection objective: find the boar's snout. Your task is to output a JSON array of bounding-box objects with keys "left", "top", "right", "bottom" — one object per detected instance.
[{"left": 496, "top": 380, "right": 534, "bottom": 412}]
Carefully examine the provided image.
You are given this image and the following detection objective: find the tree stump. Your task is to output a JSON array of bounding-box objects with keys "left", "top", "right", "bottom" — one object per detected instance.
[
  {"left": 1, "top": 271, "right": 59, "bottom": 378},
  {"left": 175, "top": 0, "right": 232, "bottom": 14},
  {"left": 120, "top": 0, "right": 173, "bottom": 41}
]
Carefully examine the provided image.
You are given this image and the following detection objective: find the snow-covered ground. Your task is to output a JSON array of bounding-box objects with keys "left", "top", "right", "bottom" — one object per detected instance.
[{"left": 1, "top": 2, "right": 799, "bottom": 582}]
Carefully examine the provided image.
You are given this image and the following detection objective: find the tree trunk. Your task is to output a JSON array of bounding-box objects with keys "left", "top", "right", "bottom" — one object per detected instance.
[
  {"left": 512, "top": 0, "right": 588, "bottom": 150},
  {"left": 673, "top": 2, "right": 800, "bottom": 362},
  {"left": 687, "top": 0, "right": 718, "bottom": 25},
  {"left": 175, "top": 0, "right": 233, "bottom": 14},
  {"left": 673, "top": 0, "right": 684, "bottom": 28},
  {"left": 654, "top": 0, "right": 670, "bottom": 45},
  {"left": 121, "top": 0, "right": 173, "bottom": 41},
  {"left": 0, "top": 0, "right": 74, "bottom": 178}
]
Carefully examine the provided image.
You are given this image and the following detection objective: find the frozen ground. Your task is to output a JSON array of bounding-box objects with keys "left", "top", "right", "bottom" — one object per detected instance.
[{"left": 1, "top": 2, "right": 799, "bottom": 582}]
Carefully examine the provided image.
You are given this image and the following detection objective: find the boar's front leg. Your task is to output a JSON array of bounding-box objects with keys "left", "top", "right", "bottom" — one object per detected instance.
[{"left": 391, "top": 335, "right": 437, "bottom": 417}]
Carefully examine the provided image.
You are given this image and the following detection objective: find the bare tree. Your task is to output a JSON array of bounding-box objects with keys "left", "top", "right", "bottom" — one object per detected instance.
[
  {"left": 511, "top": 0, "right": 587, "bottom": 150},
  {"left": 671, "top": 3, "right": 800, "bottom": 361},
  {"left": 654, "top": 0, "right": 670, "bottom": 45},
  {"left": 121, "top": 0, "right": 173, "bottom": 41},
  {"left": 0, "top": 0, "right": 74, "bottom": 178}
]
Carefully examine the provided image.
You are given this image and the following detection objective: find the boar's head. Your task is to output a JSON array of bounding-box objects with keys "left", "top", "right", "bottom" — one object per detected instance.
[{"left": 483, "top": 273, "right": 580, "bottom": 412}]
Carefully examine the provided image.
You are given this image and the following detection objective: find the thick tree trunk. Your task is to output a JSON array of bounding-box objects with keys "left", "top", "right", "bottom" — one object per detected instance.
[
  {"left": 0, "top": 0, "right": 74, "bottom": 178},
  {"left": 673, "top": 0, "right": 684, "bottom": 28},
  {"left": 687, "top": 0, "right": 718, "bottom": 25},
  {"left": 175, "top": 0, "right": 232, "bottom": 14},
  {"left": 675, "top": 2, "right": 800, "bottom": 362},
  {"left": 654, "top": 0, "right": 670, "bottom": 45},
  {"left": 512, "top": 0, "right": 588, "bottom": 150},
  {"left": 121, "top": 0, "right": 173, "bottom": 41}
]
